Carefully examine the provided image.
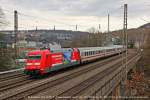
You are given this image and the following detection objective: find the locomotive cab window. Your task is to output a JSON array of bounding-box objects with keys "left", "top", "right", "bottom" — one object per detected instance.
[{"left": 28, "top": 55, "right": 41, "bottom": 60}]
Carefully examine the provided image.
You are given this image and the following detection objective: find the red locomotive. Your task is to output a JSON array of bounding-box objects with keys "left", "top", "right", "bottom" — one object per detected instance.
[
  {"left": 24, "top": 48, "right": 80, "bottom": 75},
  {"left": 24, "top": 46, "right": 124, "bottom": 76}
]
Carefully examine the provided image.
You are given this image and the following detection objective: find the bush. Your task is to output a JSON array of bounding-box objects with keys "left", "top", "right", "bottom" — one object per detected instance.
[{"left": 0, "top": 48, "right": 16, "bottom": 71}]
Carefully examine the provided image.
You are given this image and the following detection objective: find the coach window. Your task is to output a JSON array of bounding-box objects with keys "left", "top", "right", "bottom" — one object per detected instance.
[
  {"left": 102, "top": 50, "right": 104, "bottom": 53},
  {"left": 81, "top": 52, "right": 83, "bottom": 56}
]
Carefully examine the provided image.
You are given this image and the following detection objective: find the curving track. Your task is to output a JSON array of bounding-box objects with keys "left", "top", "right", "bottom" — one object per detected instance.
[
  {"left": 32, "top": 54, "right": 136, "bottom": 100},
  {"left": 0, "top": 50, "right": 138, "bottom": 100}
]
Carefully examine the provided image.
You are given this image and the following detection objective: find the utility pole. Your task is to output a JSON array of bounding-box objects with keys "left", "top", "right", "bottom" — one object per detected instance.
[
  {"left": 108, "top": 14, "right": 110, "bottom": 44},
  {"left": 99, "top": 24, "right": 101, "bottom": 32},
  {"left": 54, "top": 25, "right": 55, "bottom": 31},
  {"left": 108, "top": 14, "right": 110, "bottom": 34},
  {"left": 14, "top": 10, "right": 18, "bottom": 58},
  {"left": 98, "top": 24, "right": 101, "bottom": 46},
  {"left": 36, "top": 26, "right": 37, "bottom": 31},
  {"left": 105, "top": 13, "right": 110, "bottom": 46},
  {"left": 76, "top": 24, "right": 77, "bottom": 31},
  {"left": 123, "top": 4, "right": 128, "bottom": 79},
  {"left": 120, "top": 4, "right": 128, "bottom": 97}
]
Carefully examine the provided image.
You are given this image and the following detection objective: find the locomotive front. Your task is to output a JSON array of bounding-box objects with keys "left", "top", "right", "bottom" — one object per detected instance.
[{"left": 24, "top": 50, "right": 42, "bottom": 76}]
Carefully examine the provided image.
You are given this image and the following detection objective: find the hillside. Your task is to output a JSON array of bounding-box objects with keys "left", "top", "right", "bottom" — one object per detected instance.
[
  {"left": 112, "top": 23, "right": 150, "bottom": 96},
  {"left": 139, "top": 23, "right": 150, "bottom": 29}
]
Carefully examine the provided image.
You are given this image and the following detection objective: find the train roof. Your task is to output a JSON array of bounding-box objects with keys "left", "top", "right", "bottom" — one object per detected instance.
[{"left": 78, "top": 45, "right": 123, "bottom": 52}]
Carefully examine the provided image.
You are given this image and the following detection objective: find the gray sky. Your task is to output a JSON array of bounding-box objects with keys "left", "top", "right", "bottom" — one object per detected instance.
[{"left": 0, "top": 0, "right": 149, "bottom": 31}]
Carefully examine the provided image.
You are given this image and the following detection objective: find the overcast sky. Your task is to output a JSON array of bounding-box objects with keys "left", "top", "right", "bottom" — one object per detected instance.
[{"left": 0, "top": 0, "right": 149, "bottom": 31}]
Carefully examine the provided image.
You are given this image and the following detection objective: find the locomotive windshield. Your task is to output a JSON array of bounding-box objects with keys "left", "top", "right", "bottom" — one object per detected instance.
[{"left": 28, "top": 55, "right": 41, "bottom": 60}]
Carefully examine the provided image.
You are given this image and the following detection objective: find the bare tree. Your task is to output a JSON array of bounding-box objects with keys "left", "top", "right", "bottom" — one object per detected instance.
[
  {"left": 87, "top": 27, "right": 98, "bottom": 34},
  {"left": 0, "top": 7, "right": 16, "bottom": 71}
]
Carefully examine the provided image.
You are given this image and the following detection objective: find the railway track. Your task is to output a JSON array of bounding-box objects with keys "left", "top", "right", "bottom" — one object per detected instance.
[
  {"left": 0, "top": 51, "right": 136, "bottom": 99},
  {"left": 33, "top": 54, "right": 136, "bottom": 100},
  {"left": 0, "top": 76, "right": 32, "bottom": 92},
  {"left": 0, "top": 53, "right": 125, "bottom": 100},
  {"left": 56, "top": 55, "right": 138, "bottom": 99},
  {"left": 57, "top": 60, "right": 122, "bottom": 99},
  {"left": 0, "top": 51, "right": 137, "bottom": 100},
  {"left": 0, "top": 70, "right": 24, "bottom": 81}
]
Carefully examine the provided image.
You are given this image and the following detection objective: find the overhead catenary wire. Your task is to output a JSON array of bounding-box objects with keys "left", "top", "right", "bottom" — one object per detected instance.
[
  {"left": 17, "top": 12, "right": 76, "bottom": 27},
  {"left": 140, "top": 18, "right": 150, "bottom": 23},
  {"left": 1, "top": 6, "right": 129, "bottom": 32}
]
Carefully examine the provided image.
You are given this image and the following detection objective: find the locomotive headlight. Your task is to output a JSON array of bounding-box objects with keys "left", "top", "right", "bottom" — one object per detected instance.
[
  {"left": 26, "top": 63, "right": 32, "bottom": 65},
  {"left": 34, "top": 63, "right": 40, "bottom": 65}
]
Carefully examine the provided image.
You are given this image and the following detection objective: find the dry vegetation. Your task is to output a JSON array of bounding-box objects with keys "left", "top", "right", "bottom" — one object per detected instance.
[
  {"left": 0, "top": 7, "right": 16, "bottom": 71},
  {"left": 138, "top": 28, "right": 150, "bottom": 96},
  {"left": 113, "top": 28, "right": 150, "bottom": 96},
  {"left": 113, "top": 28, "right": 150, "bottom": 77},
  {"left": 142, "top": 29, "right": 150, "bottom": 78},
  {"left": 70, "top": 32, "right": 105, "bottom": 47}
]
